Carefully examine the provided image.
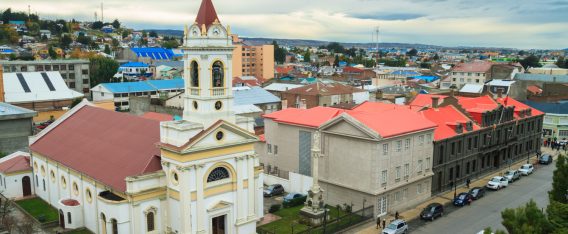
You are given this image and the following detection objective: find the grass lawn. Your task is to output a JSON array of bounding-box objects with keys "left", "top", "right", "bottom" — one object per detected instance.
[
  {"left": 66, "top": 229, "right": 94, "bottom": 234},
  {"left": 15, "top": 197, "right": 58, "bottom": 223},
  {"left": 258, "top": 205, "right": 353, "bottom": 233}
]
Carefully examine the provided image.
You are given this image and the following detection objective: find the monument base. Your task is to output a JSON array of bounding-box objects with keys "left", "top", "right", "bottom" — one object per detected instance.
[{"left": 300, "top": 207, "right": 329, "bottom": 226}]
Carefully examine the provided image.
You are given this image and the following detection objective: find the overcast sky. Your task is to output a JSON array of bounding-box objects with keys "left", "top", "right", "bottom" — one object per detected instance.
[{"left": 4, "top": 0, "right": 568, "bottom": 49}]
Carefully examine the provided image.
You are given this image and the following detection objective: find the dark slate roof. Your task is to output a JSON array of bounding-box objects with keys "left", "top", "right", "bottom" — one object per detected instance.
[{"left": 522, "top": 100, "right": 568, "bottom": 115}]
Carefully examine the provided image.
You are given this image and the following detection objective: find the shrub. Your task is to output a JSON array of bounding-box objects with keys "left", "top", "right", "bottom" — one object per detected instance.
[{"left": 269, "top": 204, "right": 281, "bottom": 213}]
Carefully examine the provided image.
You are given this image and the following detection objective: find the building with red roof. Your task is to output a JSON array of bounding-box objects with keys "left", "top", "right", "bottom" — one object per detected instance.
[
  {"left": 281, "top": 81, "right": 368, "bottom": 109},
  {"left": 409, "top": 93, "right": 544, "bottom": 194},
  {"left": 442, "top": 60, "right": 493, "bottom": 90},
  {"left": 260, "top": 102, "right": 437, "bottom": 217},
  {"left": 0, "top": 151, "right": 33, "bottom": 199}
]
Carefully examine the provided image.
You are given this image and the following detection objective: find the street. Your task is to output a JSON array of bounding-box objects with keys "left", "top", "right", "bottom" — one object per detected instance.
[{"left": 408, "top": 162, "right": 555, "bottom": 234}]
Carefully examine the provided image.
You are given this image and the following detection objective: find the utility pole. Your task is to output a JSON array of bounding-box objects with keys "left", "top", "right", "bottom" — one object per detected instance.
[
  {"left": 375, "top": 26, "right": 380, "bottom": 67},
  {"left": 101, "top": 2, "right": 104, "bottom": 23}
]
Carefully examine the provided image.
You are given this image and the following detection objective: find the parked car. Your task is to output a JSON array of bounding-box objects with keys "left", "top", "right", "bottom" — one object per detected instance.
[
  {"left": 469, "top": 187, "right": 486, "bottom": 200},
  {"left": 486, "top": 176, "right": 508, "bottom": 190},
  {"left": 539, "top": 154, "right": 553, "bottom": 165},
  {"left": 283, "top": 193, "right": 304, "bottom": 202},
  {"left": 420, "top": 203, "right": 444, "bottom": 221},
  {"left": 504, "top": 170, "right": 521, "bottom": 182},
  {"left": 518, "top": 164, "right": 534, "bottom": 175},
  {"left": 263, "top": 184, "right": 285, "bottom": 197},
  {"left": 382, "top": 219, "right": 408, "bottom": 234},
  {"left": 453, "top": 192, "right": 473, "bottom": 206}
]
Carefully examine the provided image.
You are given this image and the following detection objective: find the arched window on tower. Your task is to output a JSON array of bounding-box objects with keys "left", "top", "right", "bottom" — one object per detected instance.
[
  {"left": 146, "top": 211, "right": 155, "bottom": 232},
  {"left": 207, "top": 167, "right": 230, "bottom": 182},
  {"left": 111, "top": 219, "right": 118, "bottom": 234},
  {"left": 191, "top": 61, "right": 199, "bottom": 87},
  {"left": 212, "top": 61, "right": 224, "bottom": 88}
]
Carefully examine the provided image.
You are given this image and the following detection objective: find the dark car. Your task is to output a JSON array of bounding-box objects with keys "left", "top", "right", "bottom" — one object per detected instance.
[
  {"left": 469, "top": 187, "right": 485, "bottom": 200},
  {"left": 420, "top": 203, "right": 444, "bottom": 221},
  {"left": 453, "top": 192, "right": 473, "bottom": 206},
  {"left": 263, "top": 184, "right": 285, "bottom": 197},
  {"left": 539, "top": 154, "right": 553, "bottom": 165}
]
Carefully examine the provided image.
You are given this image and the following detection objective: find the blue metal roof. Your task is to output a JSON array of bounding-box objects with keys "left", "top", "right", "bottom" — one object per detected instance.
[
  {"left": 131, "top": 48, "right": 175, "bottom": 60},
  {"left": 0, "top": 102, "right": 36, "bottom": 117},
  {"left": 120, "top": 62, "right": 150, "bottom": 68},
  {"left": 522, "top": 100, "right": 568, "bottom": 115},
  {"left": 233, "top": 87, "right": 280, "bottom": 106},
  {"left": 147, "top": 79, "right": 184, "bottom": 90},
  {"left": 102, "top": 81, "right": 156, "bottom": 93},
  {"left": 514, "top": 73, "right": 568, "bottom": 83},
  {"left": 410, "top": 75, "right": 439, "bottom": 82},
  {"left": 391, "top": 70, "right": 421, "bottom": 76}
]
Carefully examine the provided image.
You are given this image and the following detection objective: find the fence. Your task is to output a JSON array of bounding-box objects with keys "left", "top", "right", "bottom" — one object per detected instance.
[{"left": 257, "top": 206, "right": 374, "bottom": 234}]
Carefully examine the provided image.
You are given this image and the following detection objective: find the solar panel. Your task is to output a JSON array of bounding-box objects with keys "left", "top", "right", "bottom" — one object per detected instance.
[
  {"left": 16, "top": 73, "right": 31, "bottom": 93},
  {"left": 41, "top": 72, "right": 56, "bottom": 91}
]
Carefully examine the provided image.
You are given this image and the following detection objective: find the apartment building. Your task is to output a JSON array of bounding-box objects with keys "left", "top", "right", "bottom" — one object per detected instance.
[
  {"left": 1, "top": 60, "right": 91, "bottom": 96},
  {"left": 232, "top": 35, "right": 275, "bottom": 79},
  {"left": 441, "top": 60, "right": 492, "bottom": 90}
]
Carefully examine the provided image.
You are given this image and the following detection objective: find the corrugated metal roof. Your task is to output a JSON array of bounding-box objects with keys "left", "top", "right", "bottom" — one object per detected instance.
[
  {"left": 120, "top": 61, "right": 149, "bottom": 67},
  {"left": 514, "top": 73, "right": 568, "bottom": 83},
  {"left": 522, "top": 100, "right": 568, "bottom": 115},
  {"left": 131, "top": 48, "right": 175, "bottom": 60},
  {"left": 0, "top": 102, "right": 36, "bottom": 117},
  {"left": 263, "top": 83, "right": 304, "bottom": 92},
  {"left": 233, "top": 86, "right": 280, "bottom": 105},
  {"left": 3, "top": 72, "right": 84, "bottom": 103},
  {"left": 147, "top": 79, "right": 184, "bottom": 90},
  {"left": 459, "top": 84, "right": 484, "bottom": 93},
  {"left": 101, "top": 81, "right": 156, "bottom": 93}
]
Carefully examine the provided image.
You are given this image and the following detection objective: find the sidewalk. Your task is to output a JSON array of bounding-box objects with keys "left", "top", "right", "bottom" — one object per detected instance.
[{"left": 348, "top": 147, "right": 560, "bottom": 234}]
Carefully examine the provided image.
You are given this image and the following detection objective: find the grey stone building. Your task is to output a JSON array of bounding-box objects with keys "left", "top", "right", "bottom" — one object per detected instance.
[
  {"left": 1, "top": 60, "right": 91, "bottom": 97},
  {"left": 410, "top": 94, "right": 544, "bottom": 194},
  {"left": 0, "top": 102, "right": 36, "bottom": 154}
]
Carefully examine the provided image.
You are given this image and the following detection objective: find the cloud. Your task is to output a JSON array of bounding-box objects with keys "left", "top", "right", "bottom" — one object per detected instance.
[{"left": 2, "top": 0, "right": 567, "bottom": 49}]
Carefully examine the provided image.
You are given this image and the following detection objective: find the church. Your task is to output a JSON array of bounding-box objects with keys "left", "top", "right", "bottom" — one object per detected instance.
[{"left": 27, "top": 0, "right": 264, "bottom": 233}]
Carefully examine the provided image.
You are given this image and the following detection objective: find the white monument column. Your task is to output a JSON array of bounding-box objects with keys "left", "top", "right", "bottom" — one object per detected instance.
[
  {"left": 236, "top": 156, "right": 245, "bottom": 222},
  {"left": 247, "top": 154, "right": 256, "bottom": 219},
  {"left": 195, "top": 164, "right": 206, "bottom": 234},
  {"left": 178, "top": 166, "right": 193, "bottom": 234},
  {"left": 300, "top": 130, "right": 326, "bottom": 225}
]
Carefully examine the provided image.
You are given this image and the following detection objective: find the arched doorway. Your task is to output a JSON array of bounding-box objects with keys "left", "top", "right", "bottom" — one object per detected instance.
[
  {"left": 59, "top": 209, "right": 65, "bottom": 229},
  {"left": 21, "top": 176, "right": 31, "bottom": 197}
]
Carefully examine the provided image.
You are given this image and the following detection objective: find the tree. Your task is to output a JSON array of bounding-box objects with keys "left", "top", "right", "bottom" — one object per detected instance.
[
  {"left": 48, "top": 46, "right": 57, "bottom": 59},
  {"left": 272, "top": 41, "right": 286, "bottom": 64},
  {"left": 111, "top": 19, "right": 120, "bottom": 29},
  {"left": 433, "top": 53, "right": 440, "bottom": 61},
  {"left": 406, "top": 48, "right": 418, "bottom": 57},
  {"left": 547, "top": 155, "right": 568, "bottom": 232},
  {"left": 77, "top": 32, "right": 91, "bottom": 45},
  {"left": 518, "top": 50, "right": 527, "bottom": 56},
  {"left": 556, "top": 57, "right": 567, "bottom": 69},
  {"left": 149, "top": 31, "right": 158, "bottom": 38},
  {"left": 0, "top": 25, "right": 19, "bottom": 44},
  {"left": 325, "top": 42, "right": 345, "bottom": 54},
  {"left": 333, "top": 54, "right": 340, "bottom": 67},
  {"left": 1, "top": 8, "right": 11, "bottom": 24},
  {"left": 60, "top": 34, "right": 72, "bottom": 49},
  {"left": 501, "top": 199, "right": 553, "bottom": 234},
  {"left": 104, "top": 44, "right": 111, "bottom": 55},
  {"left": 121, "top": 30, "right": 130, "bottom": 38},
  {"left": 40, "top": 34, "right": 48, "bottom": 42},
  {"left": 89, "top": 56, "right": 119, "bottom": 87},
  {"left": 303, "top": 51, "right": 311, "bottom": 63},
  {"left": 520, "top": 55, "right": 542, "bottom": 69},
  {"left": 91, "top": 21, "right": 103, "bottom": 30},
  {"left": 162, "top": 38, "right": 180, "bottom": 49}
]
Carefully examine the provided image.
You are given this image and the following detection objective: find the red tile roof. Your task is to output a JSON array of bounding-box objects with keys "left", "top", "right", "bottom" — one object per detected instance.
[
  {"left": 232, "top": 76, "right": 262, "bottom": 87},
  {"left": 408, "top": 94, "right": 448, "bottom": 107},
  {"left": 343, "top": 66, "right": 365, "bottom": 73},
  {"left": 264, "top": 102, "right": 436, "bottom": 138},
  {"left": 195, "top": 0, "right": 219, "bottom": 29},
  {"left": 0, "top": 156, "right": 31, "bottom": 174},
  {"left": 30, "top": 106, "right": 162, "bottom": 192},
  {"left": 419, "top": 105, "right": 481, "bottom": 141},
  {"left": 495, "top": 96, "right": 545, "bottom": 117},
  {"left": 61, "top": 199, "right": 80, "bottom": 206},
  {"left": 452, "top": 61, "right": 493, "bottom": 73},
  {"left": 284, "top": 82, "right": 364, "bottom": 96},
  {"left": 141, "top": 112, "right": 173, "bottom": 122},
  {"left": 276, "top": 66, "right": 294, "bottom": 74},
  {"left": 527, "top": 85, "right": 542, "bottom": 95}
]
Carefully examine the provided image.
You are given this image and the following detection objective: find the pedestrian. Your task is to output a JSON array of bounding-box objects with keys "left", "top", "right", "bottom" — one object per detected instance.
[
  {"left": 395, "top": 211, "right": 399, "bottom": 220},
  {"left": 466, "top": 178, "right": 471, "bottom": 188},
  {"left": 382, "top": 219, "right": 386, "bottom": 229},
  {"left": 376, "top": 217, "right": 380, "bottom": 229}
]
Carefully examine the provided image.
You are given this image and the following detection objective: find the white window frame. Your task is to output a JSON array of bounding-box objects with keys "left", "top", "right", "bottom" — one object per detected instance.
[
  {"left": 417, "top": 183, "right": 423, "bottom": 194},
  {"left": 418, "top": 159, "right": 423, "bottom": 173},
  {"left": 383, "top": 144, "right": 389, "bottom": 155},
  {"left": 427, "top": 134, "right": 432, "bottom": 143},
  {"left": 395, "top": 166, "right": 401, "bottom": 181},
  {"left": 405, "top": 138, "right": 410, "bottom": 150},
  {"left": 403, "top": 188, "right": 408, "bottom": 199},
  {"left": 404, "top": 163, "right": 409, "bottom": 178},
  {"left": 381, "top": 170, "right": 388, "bottom": 185},
  {"left": 396, "top": 140, "right": 402, "bottom": 152},
  {"left": 426, "top": 157, "right": 431, "bottom": 170},
  {"left": 419, "top": 135, "right": 424, "bottom": 146},
  {"left": 267, "top": 144, "right": 272, "bottom": 154}
]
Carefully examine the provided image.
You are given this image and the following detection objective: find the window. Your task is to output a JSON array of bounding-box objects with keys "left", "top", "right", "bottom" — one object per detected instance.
[
  {"left": 417, "top": 183, "right": 423, "bottom": 194},
  {"left": 274, "top": 145, "right": 278, "bottom": 155},
  {"left": 560, "top": 130, "right": 568, "bottom": 137},
  {"left": 395, "top": 191, "right": 401, "bottom": 202},
  {"left": 418, "top": 160, "right": 423, "bottom": 173},
  {"left": 267, "top": 144, "right": 272, "bottom": 154},
  {"left": 69, "top": 64, "right": 75, "bottom": 70},
  {"left": 395, "top": 167, "right": 401, "bottom": 181},
  {"left": 69, "top": 82, "right": 76, "bottom": 88},
  {"left": 111, "top": 219, "right": 118, "bottom": 234},
  {"left": 382, "top": 144, "right": 388, "bottom": 155},
  {"left": 404, "top": 164, "right": 409, "bottom": 178},
  {"left": 474, "top": 136, "right": 479, "bottom": 148},
  {"left": 73, "top": 182, "right": 79, "bottom": 195},
  {"left": 82, "top": 69, "right": 88, "bottom": 75},
  {"left": 467, "top": 138, "right": 472, "bottom": 150},
  {"left": 146, "top": 211, "right": 155, "bottom": 232},
  {"left": 190, "top": 61, "right": 199, "bottom": 87},
  {"left": 426, "top": 134, "right": 432, "bottom": 143},
  {"left": 403, "top": 188, "right": 408, "bottom": 199},
  {"left": 419, "top": 135, "right": 424, "bottom": 145},
  {"left": 61, "top": 176, "right": 67, "bottom": 188},
  {"left": 457, "top": 140, "right": 462, "bottom": 153},
  {"left": 425, "top": 157, "right": 431, "bottom": 170},
  {"left": 476, "top": 79, "right": 480, "bottom": 83},
  {"left": 68, "top": 212, "right": 72, "bottom": 224},
  {"left": 396, "top": 140, "right": 402, "bottom": 152},
  {"left": 466, "top": 162, "right": 470, "bottom": 174},
  {"left": 212, "top": 61, "right": 224, "bottom": 87},
  {"left": 460, "top": 78, "right": 464, "bottom": 82},
  {"left": 405, "top": 139, "right": 410, "bottom": 150},
  {"left": 86, "top": 188, "right": 93, "bottom": 203},
  {"left": 206, "top": 167, "right": 230, "bottom": 182},
  {"left": 381, "top": 170, "right": 387, "bottom": 185},
  {"left": 472, "top": 160, "right": 477, "bottom": 172},
  {"left": 53, "top": 65, "right": 59, "bottom": 71},
  {"left": 451, "top": 142, "right": 456, "bottom": 155},
  {"left": 43, "top": 179, "right": 45, "bottom": 191}
]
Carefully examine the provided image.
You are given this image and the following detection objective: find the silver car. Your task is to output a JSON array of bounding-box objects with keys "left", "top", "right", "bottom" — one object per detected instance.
[
  {"left": 518, "top": 164, "right": 534, "bottom": 176},
  {"left": 504, "top": 170, "right": 521, "bottom": 182},
  {"left": 382, "top": 219, "right": 408, "bottom": 234}
]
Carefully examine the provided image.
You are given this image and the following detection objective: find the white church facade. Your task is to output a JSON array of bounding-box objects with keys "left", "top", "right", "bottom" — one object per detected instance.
[{"left": 26, "top": 1, "right": 264, "bottom": 233}]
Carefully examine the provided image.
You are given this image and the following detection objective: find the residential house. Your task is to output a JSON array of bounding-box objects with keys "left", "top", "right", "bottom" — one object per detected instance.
[
  {"left": 442, "top": 60, "right": 493, "bottom": 90},
  {"left": 0, "top": 102, "right": 36, "bottom": 152},
  {"left": 523, "top": 100, "right": 568, "bottom": 140},
  {"left": 91, "top": 79, "right": 184, "bottom": 110},
  {"left": 0, "top": 151, "right": 32, "bottom": 199},
  {"left": 281, "top": 81, "right": 368, "bottom": 109}
]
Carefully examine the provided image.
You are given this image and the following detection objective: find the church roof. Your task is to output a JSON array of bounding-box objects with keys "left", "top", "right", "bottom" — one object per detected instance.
[
  {"left": 195, "top": 0, "right": 220, "bottom": 29},
  {"left": 30, "top": 105, "right": 162, "bottom": 192}
]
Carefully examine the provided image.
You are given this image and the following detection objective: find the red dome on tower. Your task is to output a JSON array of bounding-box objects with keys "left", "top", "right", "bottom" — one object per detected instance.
[{"left": 195, "top": 0, "right": 220, "bottom": 29}]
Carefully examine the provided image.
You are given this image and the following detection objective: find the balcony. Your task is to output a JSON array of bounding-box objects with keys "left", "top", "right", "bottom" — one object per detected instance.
[
  {"left": 210, "top": 88, "right": 227, "bottom": 96},
  {"left": 188, "top": 88, "right": 200, "bottom": 96}
]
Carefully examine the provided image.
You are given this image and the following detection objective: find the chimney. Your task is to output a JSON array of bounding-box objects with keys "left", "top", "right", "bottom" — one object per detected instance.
[
  {"left": 431, "top": 96, "right": 440, "bottom": 108},
  {"left": 0, "top": 65, "right": 4, "bottom": 103},
  {"left": 465, "top": 121, "right": 473, "bottom": 131},
  {"left": 455, "top": 122, "right": 463, "bottom": 134},
  {"left": 450, "top": 89, "right": 455, "bottom": 97},
  {"left": 496, "top": 88, "right": 503, "bottom": 98}
]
